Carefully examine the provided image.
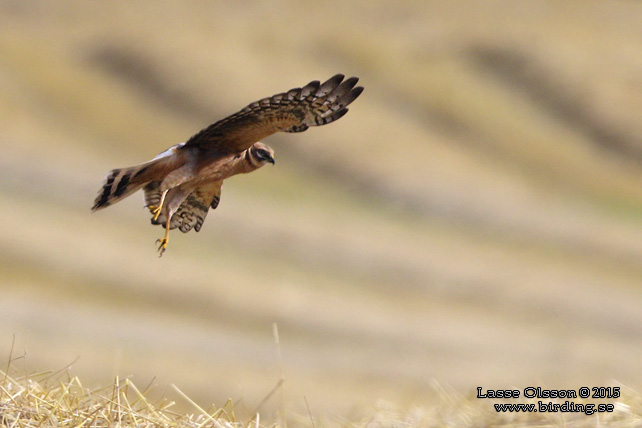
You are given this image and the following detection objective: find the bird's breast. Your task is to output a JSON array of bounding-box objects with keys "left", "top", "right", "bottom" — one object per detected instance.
[{"left": 194, "top": 153, "right": 245, "bottom": 184}]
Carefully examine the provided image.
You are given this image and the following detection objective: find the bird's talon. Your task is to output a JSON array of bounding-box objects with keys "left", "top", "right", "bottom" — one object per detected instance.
[
  {"left": 149, "top": 190, "right": 169, "bottom": 222},
  {"left": 149, "top": 205, "right": 162, "bottom": 221},
  {"left": 157, "top": 238, "right": 169, "bottom": 256}
]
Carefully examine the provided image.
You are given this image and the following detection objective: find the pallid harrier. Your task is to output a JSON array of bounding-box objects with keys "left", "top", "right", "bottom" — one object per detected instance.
[{"left": 92, "top": 74, "right": 363, "bottom": 256}]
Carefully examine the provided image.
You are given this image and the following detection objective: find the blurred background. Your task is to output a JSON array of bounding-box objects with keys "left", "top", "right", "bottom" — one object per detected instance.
[{"left": 1, "top": 0, "right": 641, "bottom": 418}]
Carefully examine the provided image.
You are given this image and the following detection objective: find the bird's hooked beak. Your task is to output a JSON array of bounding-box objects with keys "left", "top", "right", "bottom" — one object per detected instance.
[{"left": 267, "top": 155, "right": 275, "bottom": 165}]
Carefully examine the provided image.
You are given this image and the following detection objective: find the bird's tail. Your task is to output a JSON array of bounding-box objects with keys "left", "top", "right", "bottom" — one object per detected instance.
[{"left": 92, "top": 159, "right": 165, "bottom": 211}]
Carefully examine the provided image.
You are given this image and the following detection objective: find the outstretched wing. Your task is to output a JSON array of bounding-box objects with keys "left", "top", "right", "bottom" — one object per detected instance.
[
  {"left": 183, "top": 74, "right": 363, "bottom": 154},
  {"left": 145, "top": 181, "right": 222, "bottom": 233}
]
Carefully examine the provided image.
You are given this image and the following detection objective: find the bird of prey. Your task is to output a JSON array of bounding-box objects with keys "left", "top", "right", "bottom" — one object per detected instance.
[{"left": 92, "top": 74, "right": 363, "bottom": 256}]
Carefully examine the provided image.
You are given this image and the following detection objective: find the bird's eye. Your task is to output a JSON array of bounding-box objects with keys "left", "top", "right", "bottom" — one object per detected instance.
[{"left": 257, "top": 149, "right": 269, "bottom": 159}]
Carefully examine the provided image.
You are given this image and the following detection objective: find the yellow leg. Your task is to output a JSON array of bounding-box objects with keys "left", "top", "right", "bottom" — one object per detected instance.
[
  {"left": 149, "top": 190, "right": 168, "bottom": 222},
  {"left": 156, "top": 215, "right": 171, "bottom": 257}
]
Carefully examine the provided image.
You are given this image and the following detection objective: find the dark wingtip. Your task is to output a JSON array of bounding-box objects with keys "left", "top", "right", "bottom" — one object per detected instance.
[
  {"left": 303, "top": 79, "right": 321, "bottom": 90},
  {"left": 340, "top": 86, "right": 363, "bottom": 107},
  {"left": 342, "top": 76, "right": 359, "bottom": 89},
  {"left": 329, "top": 107, "right": 349, "bottom": 123},
  {"left": 318, "top": 74, "right": 345, "bottom": 95}
]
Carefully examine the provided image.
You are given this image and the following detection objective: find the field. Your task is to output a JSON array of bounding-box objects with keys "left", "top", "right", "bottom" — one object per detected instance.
[
  {"left": 2, "top": 368, "right": 641, "bottom": 427},
  {"left": 1, "top": 0, "right": 642, "bottom": 425}
]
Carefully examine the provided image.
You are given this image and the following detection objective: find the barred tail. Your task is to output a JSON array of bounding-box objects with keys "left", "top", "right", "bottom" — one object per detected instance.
[{"left": 92, "top": 161, "right": 158, "bottom": 211}]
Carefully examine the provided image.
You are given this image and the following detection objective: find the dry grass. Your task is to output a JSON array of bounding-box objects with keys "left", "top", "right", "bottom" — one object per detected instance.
[
  {"left": 2, "top": 364, "right": 642, "bottom": 428},
  {"left": 0, "top": 364, "right": 252, "bottom": 428}
]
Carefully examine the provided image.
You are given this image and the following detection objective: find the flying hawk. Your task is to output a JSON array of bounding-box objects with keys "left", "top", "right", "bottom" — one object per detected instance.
[{"left": 92, "top": 74, "right": 363, "bottom": 256}]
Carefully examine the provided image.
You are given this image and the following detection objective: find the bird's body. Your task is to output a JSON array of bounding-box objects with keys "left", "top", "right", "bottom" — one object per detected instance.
[{"left": 92, "top": 74, "right": 363, "bottom": 255}]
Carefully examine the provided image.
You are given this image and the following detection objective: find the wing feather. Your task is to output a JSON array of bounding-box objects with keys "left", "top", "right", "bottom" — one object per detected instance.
[
  {"left": 145, "top": 181, "right": 222, "bottom": 233},
  {"left": 183, "top": 74, "right": 363, "bottom": 154},
  {"left": 173, "top": 181, "right": 222, "bottom": 233}
]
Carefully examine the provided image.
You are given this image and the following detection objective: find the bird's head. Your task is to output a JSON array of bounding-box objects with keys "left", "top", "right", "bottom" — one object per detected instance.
[{"left": 248, "top": 142, "right": 275, "bottom": 166}]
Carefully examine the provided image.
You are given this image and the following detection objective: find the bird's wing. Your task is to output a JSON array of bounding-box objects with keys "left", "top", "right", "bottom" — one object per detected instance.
[
  {"left": 183, "top": 74, "right": 363, "bottom": 154},
  {"left": 146, "top": 180, "right": 222, "bottom": 233}
]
